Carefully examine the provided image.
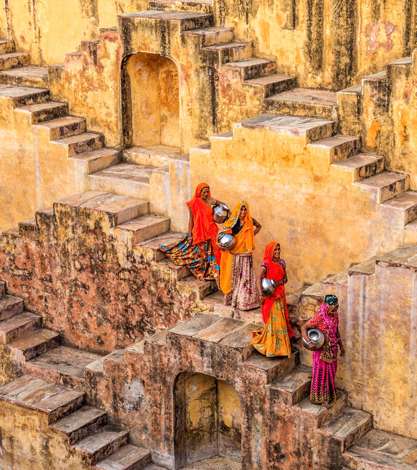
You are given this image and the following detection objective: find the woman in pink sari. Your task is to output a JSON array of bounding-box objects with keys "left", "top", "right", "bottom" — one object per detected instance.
[{"left": 302, "top": 295, "right": 345, "bottom": 405}]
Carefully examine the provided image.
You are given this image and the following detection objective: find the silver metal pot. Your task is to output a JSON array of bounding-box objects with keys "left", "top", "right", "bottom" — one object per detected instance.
[
  {"left": 213, "top": 203, "right": 230, "bottom": 224},
  {"left": 217, "top": 232, "right": 236, "bottom": 250},
  {"left": 302, "top": 328, "right": 325, "bottom": 351},
  {"left": 261, "top": 278, "right": 277, "bottom": 296}
]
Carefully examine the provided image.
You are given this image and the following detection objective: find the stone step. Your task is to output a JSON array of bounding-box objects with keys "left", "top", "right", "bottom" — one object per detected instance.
[
  {"left": 123, "top": 10, "right": 213, "bottom": 31},
  {"left": 389, "top": 56, "right": 412, "bottom": 67},
  {"left": 88, "top": 163, "right": 160, "bottom": 200},
  {"left": 240, "top": 114, "right": 335, "bottom": 144},
  {"left": 343, "top": 429, "right": 417, "bottom": 470},
  {"left": 243, "top": 350, "right": 298, "bottom": 384},
  {"left": 74, "top": 424, "right": 129, "bottom": 465},
  {"left": 0, "top": 39, "right": 14, "bottom": 54},
  {"left": 381, "top": 191, "right": 417, "bottom": 225},
  {"left": 51, "top": 405, "right": 108, "bottom": 445},
  {"left": 269, "top": 365, "right": 311, "bottom": 406},
  {"left": 0, "top": 280, "right": 5, "bottom": 298},
  {"left": 223, "top": 58, "right": 277, "bottom": 80},
  {"left": 124, "top": 145, "right": 188, "bottom": 169},
  {"left": 244, "top": 73, "right": 297, "bottom": 98},
  {"left": 136, "top": 231, "right": 186, "bottom": 261},
  {"left": 24, "top": 345, "right": 103, "bottom": 389},
  {"left": 144, "top": 465, "right": 165, "bottom": 470},
  {"left": 57, "top": 192, "right": 150, "bottom": 226},
  {"left": 266, "top": 88, "right": 338, "bottom": 120},
  {"left": 308, "top": 135, "right": 360, "bottom": 163},
  {"left": 185, "top": 26, "right": 234, "bottom": 46},
  {"left": 0, "top": 84, "right": 50, "bottom": 106},
  {"left": 178, "top": 276, "right": 217, "bottom": 300},
  {"left": 52, "top": 132, "right": 105, "bottom": 156},
  {"left": 149, "top": 0, "right": 213, "bottom": 12},
  {"left": 71, "top": 148, "right": 121, "bottom": 174},
  {"left": 0, "top": 294, "right": 24, "bottom": 321},
  {"left": 0, "top": 65, "right": 49, "bottom": 87},
  {"left": 95, "top": 444, "right": 152, "bottom": 470},
  {"left": 34, "top": 115, "right": 86, "bottom": 140},
  {"left": 361, "top": 70, "right": 388, "bottom": 92},
  {"left": 16, "top": 101, "right": 69, "bottom": 124},
  {"left": 355, "top": 171, "right": 409, "bottom": 203},
  {"left": 0, "top": 52, "right": 30, "bottom": 71},
  {"left": 319, "top": 407, "right": 373, "bottom": 453},
  {"left": 203, "top": 41, "right": 252, "bottom": 65},
  {"left": 0, "top": 375, "right": 85, "bottom": 424},
  {"left": 297, "top": 390, "right": 348, "bottom": 427},
  {"left": 0, "top": 311, "right": 41, "bottom": 344},
  {"left": 332, "top": 153, "right": 385, "bottom": 181},
  {"left": 8, "top": 328, "right": 61, "bottom": 361},
  {"left": 117, "top": 214, "right": 171, "bottom": 244},
  {"left": 158, "top": 259, "right": 190, "bottom": 281}
]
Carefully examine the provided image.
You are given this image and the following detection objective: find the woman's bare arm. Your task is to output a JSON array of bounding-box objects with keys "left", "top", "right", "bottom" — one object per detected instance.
[
  {"left": 188, "top": 207, "right": 194, "bottom": 240},
  {"left": 252, "top": 217, "right": 262, "bottom": 235}
]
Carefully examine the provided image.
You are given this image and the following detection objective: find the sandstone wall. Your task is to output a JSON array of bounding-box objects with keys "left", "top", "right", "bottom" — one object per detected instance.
[
  {"left": 0, "top": 197, "right": 209, "bottom": 353},
  {"left": 1, "top": 0, "right": 416, "bottom": 88}
]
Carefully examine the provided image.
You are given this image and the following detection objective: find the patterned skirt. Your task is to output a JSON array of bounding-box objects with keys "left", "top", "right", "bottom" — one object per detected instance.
[
  {"left": 251, "top": 298, "right": 291, "bottom": 357},
  {"left": 224, "top": 253, "right": 260, "bottom": 311},
  {"left": 310, "top": 351, "right": 337, "bottom": 405},
  {"left": 159, "top": 237, "right": 219, "bottom": 281}
]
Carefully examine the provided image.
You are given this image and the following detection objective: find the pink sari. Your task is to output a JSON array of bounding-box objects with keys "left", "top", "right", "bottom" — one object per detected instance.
[{"left": 308, "top": 303, "right": 340, "bottom": 405}]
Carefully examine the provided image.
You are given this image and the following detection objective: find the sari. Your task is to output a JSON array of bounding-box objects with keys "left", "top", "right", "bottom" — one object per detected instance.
[
  {"left": 160, "top": 183, "right": 220, "bottom": 281},
  {"left": 251, "top": 241, "right": 293, "bottom": 357},
  {"left": 309, "top": 303, "right": 341, "bottom": 405},
  {"left": 219, "top": 201, "right": 260, "bottom": 311}
]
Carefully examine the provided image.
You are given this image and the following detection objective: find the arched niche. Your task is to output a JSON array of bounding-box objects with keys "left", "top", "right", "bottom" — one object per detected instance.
[
  {"left": 174, "top": 372, "right": 242, "bottom": 469},
  {"left": 122, "top": 52, "right": 180, "bottom": 149}
]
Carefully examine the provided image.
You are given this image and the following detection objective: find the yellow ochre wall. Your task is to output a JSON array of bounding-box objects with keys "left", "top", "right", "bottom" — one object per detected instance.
[{"left": 0, "top": 0, "right": 416, "bottom": 88}]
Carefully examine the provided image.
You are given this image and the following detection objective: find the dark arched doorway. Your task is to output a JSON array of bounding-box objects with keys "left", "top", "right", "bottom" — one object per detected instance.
[
  {"left": 122, "top": 52, "right": 180, "bottom": 149},
  {"left": 174, "top": 372, "right": 242, "bottom": 469}
]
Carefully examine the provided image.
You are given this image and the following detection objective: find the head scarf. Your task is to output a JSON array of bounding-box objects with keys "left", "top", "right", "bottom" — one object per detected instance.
[
  {"left": 324, "top": 294, "right": 338, "bottom": 306},
  {"left": 187, "top": 183, "right": 218, "bottom": 246},
  {"left": 223, "top": 201, "right": 254, "bottom": 250}
]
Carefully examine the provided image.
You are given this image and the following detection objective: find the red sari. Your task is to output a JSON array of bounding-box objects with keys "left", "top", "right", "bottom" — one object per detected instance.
[
  {"left": 186, "top": 183, "right": 221, "bottom": 265},
  {"left": 261, "top": 242, "right": 294, "bottom": 338}
]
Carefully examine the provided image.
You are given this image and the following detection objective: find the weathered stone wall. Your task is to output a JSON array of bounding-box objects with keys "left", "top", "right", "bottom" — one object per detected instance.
[
  {"left": 0, "top": 197, "right": 208, "bottom": 353},
  {"left": 298, "top": 246, "right": 417, "bottom": 441}
]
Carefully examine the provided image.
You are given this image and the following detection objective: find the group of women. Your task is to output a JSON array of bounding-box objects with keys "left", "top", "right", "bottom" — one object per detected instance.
[{"left": 161, "top": 182, "right": 344, "bottom": 406}]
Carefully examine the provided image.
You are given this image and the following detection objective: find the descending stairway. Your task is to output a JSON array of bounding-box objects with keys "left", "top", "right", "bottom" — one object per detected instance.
[
  {"left": 205, "top": 112, "right": 417, "bottom": 235},
  {"left": 0, "top": 283, "right": 163, "bottom": 470}
]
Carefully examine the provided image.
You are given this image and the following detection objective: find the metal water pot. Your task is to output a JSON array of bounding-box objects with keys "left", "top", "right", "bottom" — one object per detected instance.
[
  {"left": 302, "top": 328, "right": 325, "bottom": 351},
  {"left": 217, "top": 232, "right": 236, "bottom": 250},
  {"left": 213, "top": 203, "right": 230, "bottom": 224},
  {"left": 261, "top": 278, "right": 277, "bottom": 296}
]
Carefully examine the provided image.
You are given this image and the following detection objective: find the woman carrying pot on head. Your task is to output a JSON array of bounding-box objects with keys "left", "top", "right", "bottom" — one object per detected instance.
[
  {"left": 219, "top": 201, "right": 261, "bottom": 316},
  {"left": 160, "top": 183, "right": 224, "bottom": 281},
  {"left": 301, "top": 295, "right": 345, "bottom": 406},
  {"left": 251, "top": 241, "right": 294, "bottom": 357}
]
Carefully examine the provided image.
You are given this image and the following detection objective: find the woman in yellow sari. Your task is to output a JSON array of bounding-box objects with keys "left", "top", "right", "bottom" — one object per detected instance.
[{"left": 219, "top": 201, "right": 261, "bottom": 317}]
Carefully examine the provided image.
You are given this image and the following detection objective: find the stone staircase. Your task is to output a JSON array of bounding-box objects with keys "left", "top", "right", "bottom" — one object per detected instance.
[
  {"left": 0, "top": 40, "right": 120, "bottom": 183},
  {"left": 0, "top": 283, "right": 164, "bottom": 470},
  {"left": 203, "top": 112, "right": 417, "bottom": 236}
]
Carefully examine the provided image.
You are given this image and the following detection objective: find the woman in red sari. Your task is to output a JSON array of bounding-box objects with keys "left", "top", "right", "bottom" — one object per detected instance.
[
  {"left": 160, "top": 183, "right": 222, "bottom": 280},
  {"left": 251, "top": 241, "right": 294, "bottom": 357}
]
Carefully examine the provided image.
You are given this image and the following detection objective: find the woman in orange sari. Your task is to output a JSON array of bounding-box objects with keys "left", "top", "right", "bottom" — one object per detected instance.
[
  {"left": 219, "top": 201, "right": 261, "bottom": 316},
  {"left": 252, "top": 241, "right": 294, "bottom": 357},
  {"left": 160, "top": 183, "right": 222, "bottom": 280}
]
